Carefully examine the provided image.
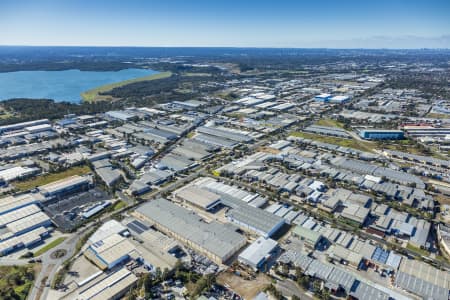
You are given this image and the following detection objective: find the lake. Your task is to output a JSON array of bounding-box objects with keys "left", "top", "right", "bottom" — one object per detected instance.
[{"left": 0, "top": 68, "right": 158, "bottom": 103}]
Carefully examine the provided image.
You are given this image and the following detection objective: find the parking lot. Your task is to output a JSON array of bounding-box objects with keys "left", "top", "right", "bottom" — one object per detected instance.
[{"left": 44, "top": 188, "right": 110, "bottom": 231}]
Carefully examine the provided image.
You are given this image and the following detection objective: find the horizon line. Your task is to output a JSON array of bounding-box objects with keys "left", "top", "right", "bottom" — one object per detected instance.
[{"left": 0, "top": 44, "right": 449, "bottom": 50}]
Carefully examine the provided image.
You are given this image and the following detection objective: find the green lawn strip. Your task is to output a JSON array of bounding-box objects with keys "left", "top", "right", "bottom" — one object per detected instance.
[
  {"left": 315, "top": 118, "right": 346, "bottom": 128},
  {"left": 112, "top": 200, "right": 127, "bottom": 211},
  {"left": 33, "top": 237, "right": 67, "bottom": 257}
]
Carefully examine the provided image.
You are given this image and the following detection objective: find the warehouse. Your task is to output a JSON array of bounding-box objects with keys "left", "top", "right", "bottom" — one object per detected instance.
[
  {"left": 95, "top": 167, "right": 122, "bottom": 187},
  {"left": 134, "top": 198, "right": 246, "bottom": 264},
  {"left": 329, "top": 95, "right": 350, "bottom": 104},
  {"left": 225, "top": 204, "right": 285, "bottom": 238},
  {"left": 0, "top": 119, "right": 49, "bottom": 134},
  {"left": 0, "top": 165, "right": 39, "bottom": 182},
  {"left": 359, "top": 129, "right": 404, "bottom": 140},
  {"left": 238, "top": 237, "right": 278, "bottom": 271},
  {"left": 291, "top": 225, "right": 327, "bottom": 250},
  {"left": 304, "top": 125, "right": 351, "bottom": 138},
  {"left": 76, "top": 268, "right": 138, "bottom": 300},
  {"left": 84, "top": 233, "right": 136, "bottom": 270},
  {"left": 0, "top": 226, "right": 49, "bottom": 255},
  {"left": 105, "top": 110, "right": 135, "bottom": 121},
  {"left": 340, "top": 204, "right": 370, "bottom": 226},
  {"left": 0, "top": 193, "right": 43, "bottom": 216},
  {"left": 173, "top": 185, "right": 221, "bottom": 211},
  {"left": 25, "top": 124, "right": 54, "bottom": 133},
  {"left": 5, "top": 211, "right": 52, "bottom": 236},
  {"left": 39, "top": 175, "right": 91, "bottom": 198},
  {"left": 0, "top": 204, "right": 41, "bottom": 227},
  {"left": 395, "top": 271, "right": 449, "bottom": 300}
]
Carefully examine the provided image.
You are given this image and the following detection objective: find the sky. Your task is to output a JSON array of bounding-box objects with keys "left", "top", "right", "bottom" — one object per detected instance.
[{"left": 1, "top": 0, "right": 450, "bottom": 48}]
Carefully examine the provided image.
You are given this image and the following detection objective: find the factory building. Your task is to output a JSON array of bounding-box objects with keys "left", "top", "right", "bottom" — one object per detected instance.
[
  {"left": 76, "top": 268, "right": 138, "bottom": 300},
  {"left": 225, "top": 205, "right": 285, "bottom": 238},
  {"left": 0, "top": 194, "right": 52, "bottom": 255},
  {"left": 134, "top": 198, "right": 247, "bottom": 264},
  {"left": 173, "top": 185, "right": 221, "bottom": 211},
  {"left": 291, "top": 226, "right": 328, "bottom": 250},
  {"left": 0, "top": 119, "right": 49, "bottom": 134},
  {"left": 238, "top": 237, "right": 278, "bottom": 271},
  {"left": 315, "top": 94, "right": 332, "bottom": 102},
  {"left": 402, "top": 125, "right": 450, "bottom": 137},
  {"left": 39, "top": 175, "right": 91, "bottom": 199},
  {"left": 0, "top": 193, "right": 44, "bottom": 216},
  {"left": 84, "top": 233, "right": 136, "bottom": 270},
  {"left": 359, "top": 129, "right": 404, "bottom": 140}
]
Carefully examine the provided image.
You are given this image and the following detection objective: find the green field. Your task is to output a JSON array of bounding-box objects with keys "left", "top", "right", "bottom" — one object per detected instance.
[
  {"left": 112, "top": 200, "right": 127, "bottom": 211},
  {"left": 0, "top": 265, "right": 35, "bottom": 300},
  {"left": 182, "top": 72, "right": 211, "bottom": 77},
  {"left": 81, "top": 71, "right": 172, "bottom": 102},
  {"left": 14, "top": 165, "right": 91, "bottom": 191},
  {"left": 290, "top": 131, "right": 375, "bottom": 152},
  {"left": 315, "top": 118, "right": 346, "bottom": 128},
  {"left": 33, "top": 237, "right": 66, "bottom": 257}
]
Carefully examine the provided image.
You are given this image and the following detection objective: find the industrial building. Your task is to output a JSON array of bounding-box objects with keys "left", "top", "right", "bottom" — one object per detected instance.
[
  {"left": 134, "top": 198, "right": 247, "bottom": 264},
  {"left": 0, "top": 165, "right": 39, "bottom": 183},
  {"left": 0, "top": 193, "right": 52, "bottom": 255},
  {"left": 39, "top": 175, "right": 91, "bottom": 198},
  {"left": 0, "top": 119, "right": 49, "bottom": 134},
  {"left": 291, "top": 225, "right": 327, "bottom": 250},
  {"left": 84, "top": 233, "right": 136, "bottom": 270},
  {"left": 238, "top": 237, "right": 278, "bottom": 271},
  {"left": 0, "top": 193, "right": 44, "bottom": 216},
  {"left": 359, "top": 129, "right": 404, "bottom": 140},
  {"left": 225, "top": 204, "right": 285, "bottom": 238},
  {"left": 76, "top": 268, "right": 138, "bottom": 300},
  {"left": 402, "top": 125, "right": 450, "bottom": 137},
  {"left": 173, "top": 185, "right": 221, "bottom": 211}
]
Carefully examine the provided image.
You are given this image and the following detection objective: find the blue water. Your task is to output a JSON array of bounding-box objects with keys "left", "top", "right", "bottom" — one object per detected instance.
[{"left": 0, "top": 68, "right": 158, "bottom": 103}]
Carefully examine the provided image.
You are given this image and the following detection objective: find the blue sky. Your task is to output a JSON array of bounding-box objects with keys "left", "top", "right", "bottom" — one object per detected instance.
[{"left": 1, "top": 0, "right": 450, "bottom": 48}]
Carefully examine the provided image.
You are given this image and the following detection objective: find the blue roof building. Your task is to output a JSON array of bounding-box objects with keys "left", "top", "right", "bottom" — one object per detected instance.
[{"left": 359, "top": 129, "right": 404, "bottom": 140}]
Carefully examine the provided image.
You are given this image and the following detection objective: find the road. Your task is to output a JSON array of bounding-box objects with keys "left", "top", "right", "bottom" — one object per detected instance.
[
  {"left": 276, "top": 279, "right": 314, "bottom": 300},
  {"left": 28, "top": 227, "right": 91, "bottom": 300}
]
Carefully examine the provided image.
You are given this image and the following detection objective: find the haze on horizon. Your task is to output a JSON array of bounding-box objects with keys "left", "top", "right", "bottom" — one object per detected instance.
[{"left": 1, "top": 0, "right": 450, "bottom": 49}]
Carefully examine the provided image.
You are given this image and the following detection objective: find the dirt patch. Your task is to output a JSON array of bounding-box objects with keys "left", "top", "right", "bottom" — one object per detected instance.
[{"left": 217, "top": 272, "right": 271, "bottom": 299}]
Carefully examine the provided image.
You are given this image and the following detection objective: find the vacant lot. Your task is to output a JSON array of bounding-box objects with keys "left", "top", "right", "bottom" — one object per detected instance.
[
  {"left": 0, "top": 265, "right": 35, "bottom": 300},
  {"left": 14, "top": 165, "right": 91, "bottom": 191},
  {"left": 290, "top": 131, "right": 375, "bottom": 152},
  {"left": 81, "top": 71, "right": 172, "bottom": 102},
  {"left": 217, "top": 272, "right": 271, "bottom": 299},
  {"left": 315, "top": 118, "right": 346, "bottom": 128}
]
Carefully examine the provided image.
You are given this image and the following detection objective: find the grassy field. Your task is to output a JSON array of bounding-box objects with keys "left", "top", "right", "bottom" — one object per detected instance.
[
  {"left": 33, "top": 237, "right": 66, "bottom": 257},
  {"left": 315, "top": 118, "right": 346, "bottom": 128},
  {"left": 290, "top": 131, "right": 375, "bottom": 152},
  {"left": 426, "top": 112, "right": 450, "bottom": 119},
  {"left": 14, "top": 165, "right": 91, "bottom": 191},
  {"left": 81, "top": 71, "right": 172, "bottom": 102},
  {"left": 406, "top": 242, "right": 430, "bottom": 257},
  {"left": 112, "top": 200, "right": 127, "bottom": 211},
  {"left": 182, "top": 72, "right": 211, "bottom": 77},
  {"left": 0, "top": 265, "right": 35, "bottom": 300}
]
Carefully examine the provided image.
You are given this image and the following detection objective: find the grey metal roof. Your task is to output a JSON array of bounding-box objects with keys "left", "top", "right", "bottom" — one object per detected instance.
[
  {"left": 350, "top": 281, "right": 390, "bottom": 300},
  {"left": 396, "top": 272, "right": 449, "bottom": 300},
  {"left": 135, "top": 198, "right": 246, "bottom": 261},
  {"left": 327, "top": 267, "right": 357, "bottom": 293}
]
